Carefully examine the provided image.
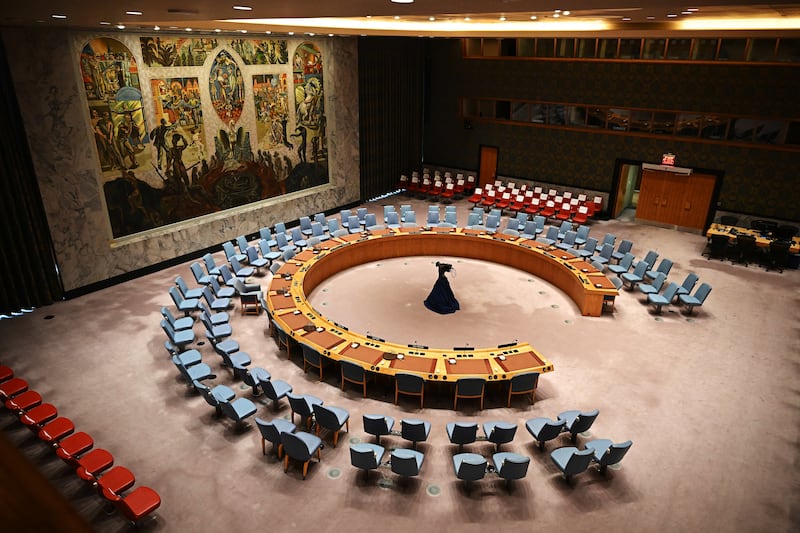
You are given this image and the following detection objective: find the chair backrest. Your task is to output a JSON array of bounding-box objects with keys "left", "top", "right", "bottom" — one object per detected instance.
[
  {"left": 259, "top": 227, "right": 273, "bottom": 241},
  {"left": 275, "top": 232, "right": 290, "bottom": 248},
  {"left": 559, "top": 220, "right": 572, "bottom": 233},
  {"left": 681, "top": 272, "right": 699, "bottom": 292},
  {"left": 365, "top": 213, "right": 377, "bottom": 227},
  {"left": 563, "top": 448, "right": 596, "bottom": 476},
  {"left": 386, "top": 212, "right": 400, "bottom": 226},
  {"left": 510, "top": 372, "right": 539, "bottom": 392},
  {"left": 582, "top": 237, "right": 598, "bottom": 255},
  {"left": 656, "top": 258, "right": 673, "bottom": 275},
  {"left": 427, "top": 210, "right": 440, "bottom": 225},
  {"left": 340, "top": 209, "right": 351, "bottom": 222},
  {"left": 600, "top": 440, "right": 633, "bottom": 467},
  {"left": 245, "top": 246, "right": 260, "bottom": 264},
  {"left": 255, "top": 417, "right": 282, "bottom": 444},
  {"left": 168, "top": 287, "right": 186, "bottom": 307},
  {"left": 496, "top": 454, "right": 530, "bottom": 480},
  {"left": 357, "top": 208, "right": 368, "bottom": 221},
  {"left": 363, "top": 414, "right": 392, "bottom": 435},
  {"left": 311, "top": 222, "right": 325, "bottom": 238},
  {"left": 350, "top": 445, "right": 381, "bottom": 469},
  {"left": 175, "top": 275, "right": 192, "bottom": 296},
  {"left": 202, "top": 253, "right": 218, "bottom": 272},
  {"left": 522, "top": 221, "right": 537, "bottom": 235},
  {"left": 576, "top": 225, "right": 590, "bottom": 240},
  {"left": 486, "top": 422, "right": 517, "bottom": 443},
  {"left": 618, "top": 252, "right": 635, "bottom": 270},
  {"left": 236, "top": 235, "right": 249, "bottom": 254},
  {"left": 545, "top": 226, "right": 559, "bottom": 241},
  {"left": 222, "top": 241, "right": 237, "bottom": 260},
  {"left": 400, "top": 419, "right": 429, "bottom": 442},
  {"left": 395, "top": 373, "right": 424, "bottom": 393},
  {"left": 449, "top": 422, "right": 478, "bottom": 444},
  {"left": 642, "top": 250, "right": 659, "bottom": 268},
  {"left": 312, "top": 404, "right": 341, "bottom": 430},
  {"left": 391, "top": 450, "right": 423, "bottom": 477},
  {"left": 455, "top": 455, "right": 487, "bottom": 481},
  {"left": 281, "top": 431, "right": 315, "bottom": 461},
  {"left": 314, "top": 213, "right": 327, "bottom": 226},
  {"left": 600, "top": 233, "right": 616, "bottom": 248},
  {"left": 570, "top": 409, "right": 599, "bottom": 434},
  {"left": 287, "top": 392, "right": 313, "bottom": 418},
  {"left": 283, "top": 249, "right": 296, "bottom": 261},
  {"left": 190, "top": 262, "right": 208, "bottom": 283},
  {"left": 486, "top": 215, "right": 499, "bottom": 230},
  {"left": 631, "top": 260, "right": 649, "bottom": 277},
  {"left": 300, "top": 216, "right": 312, "bottom": 231},
  {"left": 693, "top": 283, "right": 712, "bottom": 303},
  {"left": 341, "top": 361, "right": 365, "bottom": 382},
  {"left": 562, "top": 231, "right": 577, "bottom": 246},
  {"left": 597, "top": 243, "right": 614, "bottom": 260},
  {"left": 444, "top": 211, "right": 458, "bottom": 226},
  {"left": 650, "top": 272, "right": 668, "bottom": 292},
  {"left": 466, "top": 213, "right": 481, "bottom": 227},
  {"left": 291, "top": 228, "right": 303, "bottom": 241},
  {"left": 660, "top": 282, "right": 680, "bottom": 302},
  {"left": 327, "top": 218, "right": 340, "bottom": 233},
  {"left": 404, "top": 211, "right": 416, "bottom": 223},
  {"left": 301, "top": 343, "right": 322, "bottom": 366},
  {"left": 536, "top": 418, "right": 566, "bottom": 441},
  {"left": 456, "top": 378, "right": 486, "bottom": 396}
]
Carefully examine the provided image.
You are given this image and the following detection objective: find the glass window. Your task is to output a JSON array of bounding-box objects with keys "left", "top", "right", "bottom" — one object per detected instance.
[
  {"left": 643, "top": 39, "right": 666, "bottom": 59},
  {"left": 483, "top": 39, "right": 501, "bottom": 57},
  {"left": 754, "top": 120, "right": 786, "bottom": 144},
  {"left": 666, "top": 38, "right": 691, "bottom": 60},
  {"left": 518, "top": 39, "right": 535, "bottom": 57},
  {"left": 530, "top": 104, "right": 547, "bottom": 123},
  {"left": 676, "top": 114, "right": 702, "bottom": 137},
  {"left": 619, "top": 39, "right": 642, "bottom": 59},
  {"left": 727, "top": 118, "right": 757, "bottom": 142},
  {"left": 776, "top": 38, "right": 800, "bottom": 62},
  {"left": 693, "top": 39, "right": 718, "bottom": 60},
  {"left": 462, "top": 99, "right": 479, "bottom": 118},
  {"left": 464, "top": 39, "right": 482, "bottom": 57},
  {"left": 495, "top": 100, "right": 511, "bottom": 120},
  {"left": 748, "top": 38, "right": 777, "bottom": 61},
  {"left": 549, "top": 105, "right": 566, "bottom": 125},
  {"left": 577, "top": 38, "right": 596, "bottom": 58},
  {"left": 629, "top": 110, "right": 652, "bottom": 132},
  {"left": 598, "top": 39, "right": 618, "bottom": 58},
  {"left": 565, "top": 106, "right": 587, "bottom": 127},
  {"left": 536, "top": 38, "right": 555, "bottom": 57},
  {"left": 652, "top": 113, "right": 676, "bottom": 135},
  {"left": 587, "top": 107, "right": 606, "bottom": 128},
  {"left": 511, "top": 102, "right": 530, "bottom": 122},
  {"left": 479, "top": 100, "right": 495, "bottom": 118},
  {"left": 500, "top": 38, "right": 517, "bottom": 57},
  {"left": 607, "top": 109, "right": 631, "bottom": 131},
  {"left": 556, "top": 38, "right": 575, "bottom": 58},
  {"left": 701, "top": 116, "right": 728, "bottom": 139},
  {"left": 718, "top": 39, "right": 747, "bottom": 61}
]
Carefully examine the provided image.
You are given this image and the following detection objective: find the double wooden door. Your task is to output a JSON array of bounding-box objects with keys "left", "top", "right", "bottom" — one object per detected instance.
[{"left": 636, "top": 169, "right": 716, "bottom": 230}]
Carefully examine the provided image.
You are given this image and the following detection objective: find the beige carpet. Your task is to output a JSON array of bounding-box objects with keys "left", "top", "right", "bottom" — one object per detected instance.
[{"left": 0, "top": 195, "right": 798, "bottom": 533}]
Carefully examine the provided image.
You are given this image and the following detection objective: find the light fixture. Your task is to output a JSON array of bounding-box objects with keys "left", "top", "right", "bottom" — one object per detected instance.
[
  {"left": 51, "top": 14, "right": 67, "bottom": 19},
  {"left": 394, "top": 16, "right": 400, "bottom": 20},
  {"left": 622, "top": 17, "right": 631, "bottom": 21},
  {"left": 99, "top": 21, "right": 111, "bottom": 25},
  {"left": 265, "top": 30, "right": 272, "bottom": 34},
  {"left": 185, "top": 27, "right": 192, "bottom": 32},
  {"left": 681, "top": 11, "right": 692, "bottom": 15},
  {"left": 126, "top": 11, "right": 143, "bottom": 16},
  {"left": 214, "top": 28, "right": 222, "bottom": 32},
  {"left": 667, "top": 14, "right": 678, "bottom": 18},
  {"left": 429, "top": 16, "right": 436, "bottom": 21},
  {"left": 153, "top": 25, "right": 160, "bottom": 30},
  {"left": 239, "top": 29, "right": 248, "bottom": 33},
  {"left": 499, "top": 16, "right": 506, "bottom": 22},
  {"left": 563, "top": 11, "right": 571, "bottom": 16},
  {"left": 288, "top": 31, "right": 294, "bottom": 35},
  {"left": 328, "top": 33, "right": 334, "bottom": 36},
  {"left": 464, "top": 17, "right": 471, "bottom": 22},
  {"left": 117, "top": 24, "right": 126, "bottom": 29},
  {"left": 391, "top": 0, "right": 414, "bottom": 3},
  {"left": 530, "top": 15, "right": 537, "bottom": 20},
  {"left": 233, "top": 5, "right": 253, "bottom": 10},
  {"left": 553, "top": 13, "right": 560, "bottom": 18}
]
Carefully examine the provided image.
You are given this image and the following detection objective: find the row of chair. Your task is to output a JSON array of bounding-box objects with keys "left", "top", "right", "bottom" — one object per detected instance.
[
  {"left": 705, "top": 232, "right": 793, "bottom": 273},
  {"left": 0, "top": 366, "right": 161, "bottom": 527}
]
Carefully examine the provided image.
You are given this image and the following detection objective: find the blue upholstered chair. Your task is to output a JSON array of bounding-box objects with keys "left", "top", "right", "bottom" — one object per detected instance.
[
  {"left": 175, "top": 275, "right": 204, "bottom": 299},
  {"left": 390, "top": 448, "right": 425, "bottom": 477},
  {"left": 454, "top": 378, "right": 486, "bottom": 410},
  {"left": 259, "top": 227, "right": 278, "bottom": 248},
  {"left": 597, "top": 232, "right": 616, "bottom": 252},
  {"left": 483, "top": 421, "right": 517, "bottom": 452},
  {"left": 453, "top": 452, "right": 487, "bottom": 490},
  {"left": 550, "top": 447, "right": 595, "bottom": 482},
  {"left": 574, "top": 237, "right": 598, "bottom": 259},
  {"left": 558, "top": 409, "right": 600, "bottom": 442},
  {"left": 313, "top": 403, "right": 350, "bottom": 447},
  {"left": 347, "top": 215, "right": 362, "bottom": 233},
  {"left": 169, "top": 286, "right": 199, "bottom": 317},
  {"left": 645, "top": 258, "right": 673, "bottom": 281},
  {"left": 591, "top": 243, "right": 615, "bottom": 265},
  {"left": 679, "top": 282, "right": 712, "bottom": 315},
  {"left": 556, "top": 230, "right": 578, "bottom": 250},
  {"left": 241, "top": 367, "right": 270, "bottom": 396},
  {"left": 229, "top": 256, "right": 255, "bottom": 279},
  {"left": 161, "top": 320, "right": 194, "bottom": 353},
  {"left": 584, "top": 439, "right": 633, "bottom": 473},
  {"left": 299, "top": 216, "right": 313, "bottom": 236},
  {"left": 492, "top": 452, "right": 530, "bottom": 487},
  {"left": 620, "top": 260, "right": 650, "bottom": 290},
  {"left": 341, "top": 361, "right": 368, "bottom": 397},
  {"left": 638, "top": 271, "right": 667, "bottom": 297},
  {"left": 394, "top": 373, "right": 425, "bottom": 408},
  {"left": 525, "top": 417, "right": 566, "bottom": 450},
  {"left": 199, "top": 301, "right": 228, "bottom": 325},
  {"left": 286, "top": 392, "right": 323, "bottom": 430},
  {"left": 301, "top": 343, "right": 328, "bottom": 381},
  {"left": 195, "top": 380, "right": 236, "bottom": 416},
  {"left": 161, "top": 306, "right": 193, "bottom": 331},
  {"left": 199, "top": 311, "right": 232, "bottom": 345},
  {"left": 202, "top": 285, "right": 230, "bottom": 312},
  {"left": 574, "top": 225, "right": 591, "bottom": 246},
  {"left": 400, "top": 418, "right": 431, "bottom": 450},
  {"left": 256, "top": 417, "right": 296, "bottom": 457},
  {"left": 363, "top": 414, "right": 395, "bottom": 445},
  {"left": 258, "top": 375, "right": 293, "bottom": 409},
  {"left": 245, "top": 246, "right": 269, "bottom": 273},
  {"left": 611, "top": 239, "right": 633, "bottom": 262},
  {"left": 386, "top": 211, "right": 401, "bottom": 229},
  {"left": 507, "top": 372, "right": 539, "bottom": 406},
  {"left": 290, "top": 228, "right": 308, "bottom": 250},
  {"left": 537, "top": 226, "right": 559, "bottom": 246},
  {"left": 202, "top": 252, "right": 223, "bottom": 277},
  {"left": 607, "top": 252, "right": 634, "bottom": 276},
  {"left": 310, "top": 222, "right": 330, "bottom": 242},
  {"left": 209, "top": 275, "right": 236, "bottom": 298},
  {"left": 675, "top": 272, "right": 699, "bottom": 300},
  {"left": 648, "top": 282, "right": 680, "bottom": 314},
  {"left": 222, "top": 241, "right": 246, "bottom": 264},
  {"left": 281, "top": 431, "right": 322, "bottom": 479},
  {"left": 219, "top": 396, "right": 258, "bottom": 429},
  {"left": 349, "top": 442, "right": 386, "bottom": 478},
  {"left": 446, "top": 422, "right": 478, "bottom": 452}
]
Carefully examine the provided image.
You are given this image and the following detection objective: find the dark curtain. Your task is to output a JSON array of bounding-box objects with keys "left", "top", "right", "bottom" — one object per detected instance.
[
  {"left": 358, "top": 37, "right": 425, "bottom": 201},
  {"left": 0, "top": 35, "right": 63, "bottom": 314}
]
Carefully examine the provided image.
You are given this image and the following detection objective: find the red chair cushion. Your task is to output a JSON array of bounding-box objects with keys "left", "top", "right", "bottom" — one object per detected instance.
[
  {"left": 118, "top": 486, "right": 162, "bottom": 522},
  {"left": 0, "top": 365, "right": 12, "bottom": 383},
  {"left": 0, "top": 377, "right": 28, "bottom": 400},
  {"left": 76, "top": 448, "right": 114, "bottom": 481},
  {"left": 38, "top": 417, "right": 75, "bottom": 444},
  {"left": 19, "top": 403, "right": 57, "bottom": 427},
  {"left": 97, "top": 466, "right": 136, "bottom": 501},
  {"left": 5, "top": 390, "right": 42, "bottom": 412},
  {"left": 56, "top": 431, "right": 94, "bottom": 465}
]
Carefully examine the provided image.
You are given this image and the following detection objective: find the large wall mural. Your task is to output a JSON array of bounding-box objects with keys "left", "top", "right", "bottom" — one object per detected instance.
[{"left": 78, "top": 37, "right": 330, "bottom": 239}]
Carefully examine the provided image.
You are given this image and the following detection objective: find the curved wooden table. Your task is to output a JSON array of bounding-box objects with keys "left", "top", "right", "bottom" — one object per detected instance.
[{"left": 266, "top": 226, "right": 617, "bottom": 383}]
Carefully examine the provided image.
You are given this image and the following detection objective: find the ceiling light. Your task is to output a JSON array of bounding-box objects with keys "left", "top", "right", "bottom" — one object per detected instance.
[
  {"left": 99, "top": 21, "right": 111, "bottom": 25},
  {"left": 394, "top": 16, "right": 400, "bottom": 20},
  {"left": 622, "top": 17, "right": 631, "bottom": 21},
  {"left": 117, "top": 24, "right": 126, "bottom": 29},
  {"left": 646, "top": 16, "right": 655, "bottom": 20},
  {"left": 464, "top": 17, "right": 471, "bottom": 22},
  {"left": 681, "top": 11, "right": 692, "bottom": 15},
  {"left": 51, "top": 14, "right": 67, "bottom": 19},
  {"left": 687, "top": 8, "right": 699, "bottom": 12},
  {"left": 239, "top": 29, "right": 247, "bottom": 33},
  {"left": 391, "top": 0, "right": 414, "bottom": 3},
  {"left": 530, "top": 15, "right": 537, "bottom": 20},
  {"left": 153, "top": 25, "right": 160, "bottom": 31},
  {"left": 328, "top": 33, "right": 334, "bottom": 36},
  {"left": 553, "top": 13, "right": 560, "bottom": 18},
  {"left": 309, "top": 32, "right": 315, "bottom": 36},
  {"left": 429, "top": 17, "right": 436, "bottom": 21},
  {"left": 288, "top": 31, "right": 294, "bottom": 35},
  {"left": 214, "top": 28, "right": 222, "bottom": 32},
  {"left": 667, "top": 14, "right": 678, "bottom": 18},
  {"left": 265, "top": 30, "right": 272, "bottom": 34},
  {"left": 185, "top": 27, "right": 192, "bottom": 32},
  {"left": 554, "top": 9, "right": 562, "bottom": 14},
  {"left": 563, "top": 11, "right": 570, "bottom": 16},
  {"left": 499, "top": 16, "right": 506, "bottom": 22},
  {"left": 233, "top": 5, "right": 253, "bottom": 10},
  {"left": 126, "top": 11, "right": 143, "bottom": 16}
]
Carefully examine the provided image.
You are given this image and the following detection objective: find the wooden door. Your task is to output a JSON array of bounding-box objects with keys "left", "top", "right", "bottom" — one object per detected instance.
[
  {"left": 679, "top": 173, "right": 717, "bottom": 229},
  {"left": 478, "top": 145, "right": 499, "bottom": 187},
  {"left": 636, "top": 169, "right": 664, "bottom": 222}
]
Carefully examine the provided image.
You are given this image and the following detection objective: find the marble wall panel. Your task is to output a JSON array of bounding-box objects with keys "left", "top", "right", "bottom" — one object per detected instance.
[{"left": 2, "top": 28, "right": 359, "bottom": 292}]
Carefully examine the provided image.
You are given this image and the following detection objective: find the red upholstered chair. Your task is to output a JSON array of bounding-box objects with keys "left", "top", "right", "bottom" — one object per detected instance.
[
  {"left": 467, "top": 187, "right": 483, "bottom": 206},
  {"left": 524, "top": 197, "right": 542, "bottom": 216},
  {"left": 55, "top": 431, "right": 94, "bottom": 467},
  {"left": 494, "top": 192, "right": 511, "bottom": 212},
  {"left": 38, "top": 417, "right": 75, "bottom": 445},
  {"left": 97, "top": 466, "right": 136, "bottom": 502},
  {"left": 429, "top": 180, "right": 443, "bottom": 200},
  {"left": 19, "top": 403, "right": 57, "bottom": 430},
  {"left": 440, "top": 182, "right": 455, "bottom": 202},
  {"left": 113, "top": 486, "right": 162, "bottom": 526},
  {"left": 555, "top": 202, "right": 573, "bottom": 222},
  {"left": 76, "top": 448, "right": 114, "bottom": 483},
  {"left": 453, "top": 179, "right": 465, "bottom": 199},
  {"left": 539, "top": 200, "right": 556, "bottom": 219},
  {"left": 4, "top": 389, "right": 42, "bottom": 414},
  {"left": 571, "top": 205, "right": 589, "bottom": 225},
  {"left": 481, "top": 190, "right": 497, "bottom": 209},
  {"left": 0, "top": 365, "right": 13, "bottom": 383},
  {"left": 0, "top": 377, "right": 28, "bottom": 402}
]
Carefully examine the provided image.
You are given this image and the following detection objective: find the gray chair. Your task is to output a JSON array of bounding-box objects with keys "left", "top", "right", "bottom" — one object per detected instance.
[
  {"left": 202, "top": 285, "right": 230, "bottom": 312},
  {"left": 400, "top": 418, "right": 431, "bottom": 450},
  {"left": 585, "top": 439, "right": 633, "bottom": 473},
  {"left": 235, "top": 235, "right": 250, "bottom": 259},
  {"left": 648, "top": 282, "right": 680, "bottom": 314},
  {"left": 229, "top": 256, "right": 255, "bottom": 279},
  {"left": 641, "top": 250, "right": 660, "bottom": 271},
  {"left": 275, "top": 222, "right": 290, "bottom": 240},
  {"left": 537, "top": 226, "right": 559, "bottom": 246},
  {"left": 327, "top": 218, "right": 340, "bottom": 234},
  {"left": 310, "top": 222, "right": 330, "bottom": 242},
  {"left": 209, "top": 276, "right": 236, "bottom": 299},
  {"left": 363, "top": 414, "right": 395, "bottom": 444},
  {"left": 347, "top": 215, "right": 362, "bottom": 233},
  {"left": 299, "top": 216, "right": 313, "bottom": 236},
  {"left": 452, "top": 452, "right": 487, "bottom": 490},
  {"left": 484, "top": 214, "right": 500, "bottom": 234},
  {"left": 281, "top": 431, "right": 322, "bottom": 479},
  {"left": 290, "top": 228, "right": 308, "bottom": 249},
  {"left": 313, "top": 403, "right": 350, "bottom": 447},
  {"left": 195, "top": 380, "right": 236, "bottom": 416},
  {"left": 525, "top": 417, "right": 566, "bottom": 450},
  {"left": 556, "top": 220, "right": 573, "bottom": 240},
  {"left": 402, "top": 211, "right": 417, "bottom": 228},
  {"left": 161, "top": 306, "right": 193, "bottom": 331},
  {"left": 446, "top": 422, "right": 478, "bottom": 452},
  {"left": 219, "top": 264, "right": 238, "bottom": 288},
  {"left": 365, "top": 213, "right": 383, "bottom": 231},
  {"left": 574, "top": 225, "right": 591, "bottom": 246},
  {"left": 591, "top": 243, "right": 614, "bottom": 265},
  {"left": 645, "top": 258, "right": 673, "bottom": 281},
  {"left": 199, "top": 301, "right": 229, "bottom": 325},
  {"left": 245, "top": 246, "right": 268, "bottom": 273},
  {"left": 574, "top": 237, "right": 598, "bottom": 259},
  {"left": 556, "top": 230, "right": 577, "bottom": 250},
  {"left": 301, "top": 343, "right": 328, "bottom": 381},
  {"left": 550, "top": 447, "right": 595, "bottom": 482},
  {"left": 222, "top": 241, "right": 246, "bottom": 264},
  {"left": 483, "top": 421, "right": 517, "bottom": 451},
  {"left": 558, "top": 409, "right": 600, "bottom": 442},
  {"left": 349, "top": 442, "right": 386, "bottom": 478},
  {"left": 202, "top": 253, "right": 222, "bottom": 277},
  {"left": 258, "top": 376, "right": 293, "bottom": 409},
  {"left": 259, "top": 227, "right": 278, "bottom": 248},
  {"left": 241, "top": 366, "right": 270, "bottom": 396},
  {"left": 286, "top": 392, "right": 324, "bottom": 430},
  {"left": 341, "top": 361, "right": 368, "bottom": 397},
  {"left": 607, "top": 252, "right": 634, "bottom": 276},
  {"left": 173, "top": 356, "right": 214, "bottom": 385},
  {"left": 454, "top": 378, "right": 486, "bottom": 410},
  {"left": 390, "top": 448, "right": 424, "bottom": 477},
  {"left": 394, "top": 373, "right": 425, "bottom": 408},
  {"left": 492, "top": 452, "right": 530, "bottom": 487},
  {"left": 638, "top": 271, "right": 667, "bottom": 296},
  {"left": 520, "top": 221, "right": 538, "bottom": 240},
  {"left": 340, "top": 209, "right": 352, "bottom": 228},
  {"left": 507, "top": 372, "right": 539, "bottom": 406},
  {"left": 275, "top": 232, "right": 295, "bottom": 254},
  {"left": 169, "top": 286, "right": 199, "bottom": 317},
  {"left": 219, "top": 396, "right": 258, "bottom": 429},
  {"left": 620, "top": 260, "right": 650, "bottom": 290},
  {"left": 611, "top": 239, "right": 633, "bottom": 262},
  {"left": 213, "top": 338, "right": 251, "bottom": 371},
  {"left": 175, "top": 275, "right": 203, "bottom": 299},
  {"left": 255, "top": 417, "right": 296, "bottom": 457},
  {"left": 439, "top": 210, "right": 458, "bottom": 228},
  {"left": 597, "top": 232, "right": 616, "bottom": 252},
  {"left": 426, "top": 210, "right": 440, "bottom": 227},
  {"left": 674, "top": 272, "right": 699, "bottom": 300},
  {"left": 199, "top": 311, "right": 232, "bottom": 345},
  {"left": 678, "top": 282, "right": 712, "bottom": 315},
  {"left": 386, "top": 211, "right": 401, "bottom": 229},
  {"left": 161, "top": 320, "right": 195, "bottom": 353}
]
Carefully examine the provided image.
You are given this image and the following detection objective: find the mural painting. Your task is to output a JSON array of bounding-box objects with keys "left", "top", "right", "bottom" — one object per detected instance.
[
  {"left": 81, "top": 38, "right": 329, "bottom": 239},
  {"left": 139, "top": 37, "right": 220, "bottom": 67},
  {"left": 228, "top": 39, "right": 288, "bottom": 65}
]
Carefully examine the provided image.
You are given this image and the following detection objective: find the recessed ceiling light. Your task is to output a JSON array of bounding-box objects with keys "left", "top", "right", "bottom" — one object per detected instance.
[
  {"left": 464, "top": 17, "right": 471, "bottom": 22},
  {"left": 681, "top": 11, "right": 692, "bottom": 15},
  {"left": 563, "top": 11, "right": 571, "bottom": 16},
  {"left": 126, "top": 11, "right": 143, "bottom": 16},
  {"left": 265, "top": 30, "right": 272, "bottom": 34},
  {"left": 328, "top": 33, "right": 334, "bottom": 37},
  {"left": 99, "top": 21, "right": 111, "bottom": 25},
  {"left": 429, "top": 17, "right": 436, "bottom": 21},
  {"left": 394, "top": 16, "right": 400, "bottom": 20},
  {"left": 622, "top": 17, "right": 631, "bottom": 21},
  {"left": 553, "top": 13, "right": 560, "bottom": 18},
  {"left": 309, "top": 32, "right": 315, "bottom": 36},
  {"left": 185, "top": 27, "right": 192, "bottom": 32},
  {"left": 239, "top": 29, "right": 247, "bottom": 33},
  {"left": 153, "top": 25, "right": 160, "bottom": 31},
  {"left": 391, "top": 0, "right": 414, "bottom": 3},
  {"left": 667, "top": 13, "right": 678, "bottom": 18},
  {"left": 214, "top": 28, "right": 222, "bottom": 32},
  {"left": 687, "top": 8, "right": 699, "bottom": 12},
  {"left": 646, "top": 16, "right": 655, "bottom": 20},
  {"left": 233, "top": 5, "right": 253, "bottom": 11},
  {"left": 554, "top": 9, "right": 562, "bottom": 13},
  {"left": 51, "top": 14, "right": 67, "bottom": 19},
  {"left": 117, "top": 24, "right": 126, "bottom": 29},
  {"left": 530, "top": 15, "right": 537, "bottom": 20},
  {"left": 499, "top": 16, "right": 507, "bottom": 22},
  {"left": 288, "top": 31, "right": 294, "bottom": 35}
]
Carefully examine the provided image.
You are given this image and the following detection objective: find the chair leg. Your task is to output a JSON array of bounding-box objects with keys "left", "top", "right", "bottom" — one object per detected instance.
[
  {"left": 302, "top": 460, "right": 309, "bottom": 479},
  {"left": 284, "top": 455, "right": 289, "bottom": 472},
  {"left": 261, "top": 437, "right": 266, "bottom": 455},
  {"left": 332, "top": 430, "right": 339, "bottom": 447}
]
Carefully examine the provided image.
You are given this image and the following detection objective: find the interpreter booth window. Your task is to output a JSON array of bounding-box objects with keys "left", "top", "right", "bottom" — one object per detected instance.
[
  {"left": 482, "top": 39, "right": 501, "bottom": 57},
  {"left": 577, "top": 38, "right": 597, "bottom": 58},
  {"left": 566, "top": 106, "right": 587, "bottom": 127},
  {"left": 518, "top": 39, "right": 535, "bottom": 57},
  {"left": 666, "top": 39, "right": 692, "bottom": 60},
  {"left": 718, "top": 39, "right": 747, "bottom": 61},
  {"left": 511, "top": 102, "right": 531, "bottom": 122},
  {"left": 598, "top": 39, "right": 618, "bottom": 58},
  {"left": 676, "top": 114, "right": 702, "bottom": 137},
  {"left": 556, "top": 38, "right": 575, "bottom": 58},
  {"left": 530, "top": 104, "right": 547, "bottom": 123},
  {"left": 692, "top": 39, "right": 718, "bottom": 60},
  {"left": 642, "top": 39, "right": 666, "bottom": 59},
  {"left": 479, "top": 100, "right": 496, "bottom": 118},
  {"left": 464, "top": 38, "right": 482, "bottom": 57},
  {"left": 652, "top": 113, "right": 676, "bottom": 135},
  {"left": 536, "top": 38, "right": 555, "bottom": 58},
  {"left": 500, "top": 39, "right": 517, "bottom": 57},
  {"left": 548, "top": 105, "right": 566, "bottom": 125},
  {"left": 619, "top": 39, "right": 642, "bottom": 59},
  {"left": 462, "top": 98, "right": 479, "bottom": 118},
  {"left": 495, "top": 100, "right": 511, "bottom": 120},
  {"left": 776, "top": 38, "right": 800, "bottom": 62},
  {"left": 785, "top": 122, "right": 800, "bottom": 145},
  {"left": 587, "top": 108, "right": 607, "bottom": 128},
  {"left": 701, "top": 116, "right": 728, "bottom": 139},
  {"left": 607, "top": 109, "right": 631, "bottom": 131},
  {"left": 748, "top": 38, "right": 777, "bottom": 61},
  {"left": 753, "top": 120, "right": 786, "bottom": 144},
  {"left": 629, "top": 110, "right": 653, "bottom": 133}
]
